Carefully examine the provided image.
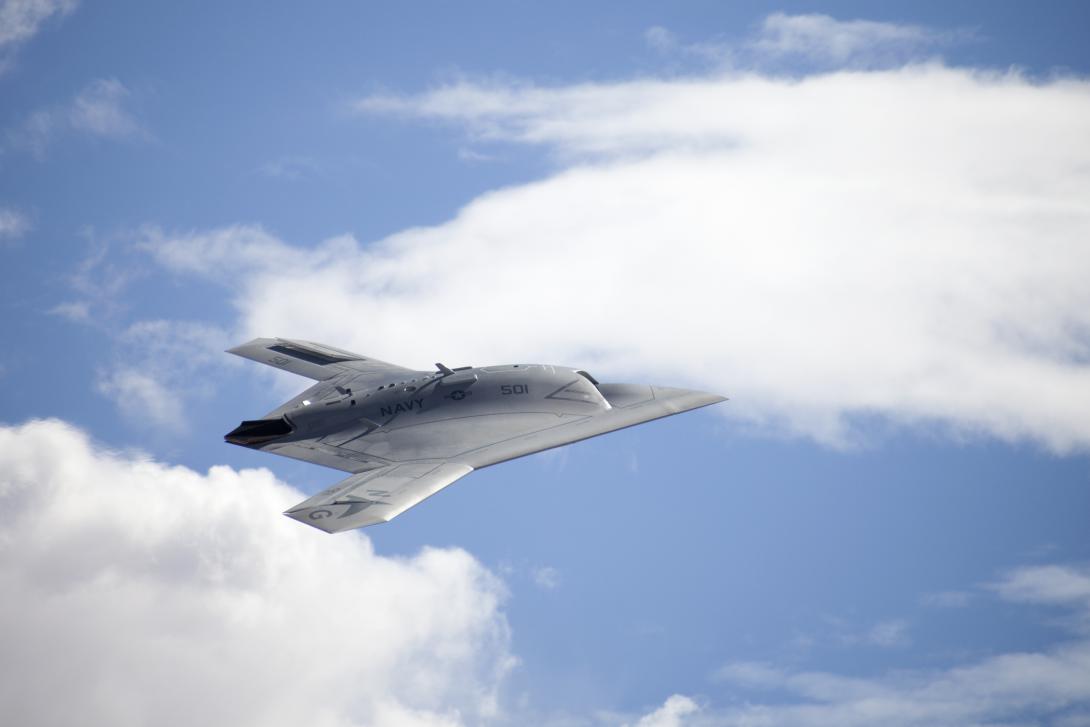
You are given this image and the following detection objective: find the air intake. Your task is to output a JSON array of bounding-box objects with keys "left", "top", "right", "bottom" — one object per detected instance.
[{"left": 225, "top": 417, "right": 293, "bottom": 446}]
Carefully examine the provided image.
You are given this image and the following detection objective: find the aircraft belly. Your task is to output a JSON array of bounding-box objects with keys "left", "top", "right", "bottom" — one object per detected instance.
[
  {"left": 261, "top": 440, "right": 387, "bottom": 473},
  {"left": 342, "top": 412, "right": 590, "bottom": 461}
]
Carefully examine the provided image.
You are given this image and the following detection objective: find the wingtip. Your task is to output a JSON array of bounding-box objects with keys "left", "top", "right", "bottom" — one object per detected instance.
[
  {"left": 702, "top": 393, "right": 729, "bottom": 408},
  {"left": 225, "top": 337, "right": 266, "bottom": 355}
]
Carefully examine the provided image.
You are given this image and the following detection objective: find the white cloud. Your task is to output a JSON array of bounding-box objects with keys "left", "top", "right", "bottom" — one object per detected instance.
[
  {"left": 629, "top": 695, "right": 700, "bottom": 727},
  {"left": 97, "top": 367, "right": 185, "bottom": 431},
  {"left": 641, "top": 14, "right": 960, "bottom": 70},
  {"left": 94, "top": 320, "right": 238, "bottom": 431},
  {"left": 641, "top": 26, "right": 727, "bottom": 66},
  {"left": 0, "top": 0, "right": 76, "bottom": 63},
  {"left": 751, "top": 13, "right": 960, "bottom": 66},
  {"left": 712, "top": 647, "right": 1090, "bottom": 726},
  {"left": 993, "top": 564, "right": 1090, "bottom": 607},
  {"left": 47, "top": 234, "right": 241, "bottom": 428},
  {"left": 7, "top": 77, "right": 144, "bottom": 155},
  {"left": 862, "top": 619, "right": 910, "bottom": 648},
  {"left": 0, "top": 419, "right": 513, "bottom": 727},
  {"left": 48, "top": 235, "right": 140, "bottom": 323},
  {"left": 140, "top": 223, "right": 319, "bottom": 279},
  {"left": 707, "top": 565, "right": 1090, "bottom": 726},
  {"left": 0, "top": 0, "right": 74, "bottom": 47},
  {"left": 46, "top": 299, "right": 87, "bottom": 321},
  {"left": 154, "top": 60, "right": 1090, "bottom": 451},
  {"left": 531, "top": 565, "right": 561, "bottom": 591},
  {"left": 0, "top": 205, "right": 30, "bottom": 240},
  {"left": 644, "top": 26, "right": 679, "bottom": 54},
  {"left": 6, "top": 107, "right": 55, "bottom": 156},
  {"left": 68, "top": 77, "right": 143, "bottom": 138},
  {"left": 4, "top": 424, "right": 1084, "bottom": 727}
]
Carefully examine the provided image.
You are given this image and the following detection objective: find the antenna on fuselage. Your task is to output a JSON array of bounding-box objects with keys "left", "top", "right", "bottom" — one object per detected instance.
[{"left": 435, "top": 363, "right": 454, "bottom": 376}]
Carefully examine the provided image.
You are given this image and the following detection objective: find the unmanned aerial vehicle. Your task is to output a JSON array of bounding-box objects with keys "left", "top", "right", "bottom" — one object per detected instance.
[{"left": 226, "top": 338, "right": 725, "bottom": 532}]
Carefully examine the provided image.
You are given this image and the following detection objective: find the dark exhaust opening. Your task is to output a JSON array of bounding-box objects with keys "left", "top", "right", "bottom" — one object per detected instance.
[{"left": 225, "top": 417, "right": 293, "bottom": 446}]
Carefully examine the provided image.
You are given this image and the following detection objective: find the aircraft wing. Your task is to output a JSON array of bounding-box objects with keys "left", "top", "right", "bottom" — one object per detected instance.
[
  {"left": 227, "top": 337, "right": 417, "bottom": 382},
  {"left": 279, "top": 384, "right": 722, "bottom": 531},
  {"left": 284, "top": 461, "right": 473, "bottom": 533}
]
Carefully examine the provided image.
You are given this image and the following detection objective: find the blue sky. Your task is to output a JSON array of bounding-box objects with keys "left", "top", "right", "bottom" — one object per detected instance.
[{"left": 2, "top": 2, "right": 1089, "bottom": 726}]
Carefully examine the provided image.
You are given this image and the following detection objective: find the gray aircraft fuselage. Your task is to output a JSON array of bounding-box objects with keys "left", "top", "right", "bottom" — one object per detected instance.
[{"left": 267, "top": 364, "right": 609, "bottom": 462}]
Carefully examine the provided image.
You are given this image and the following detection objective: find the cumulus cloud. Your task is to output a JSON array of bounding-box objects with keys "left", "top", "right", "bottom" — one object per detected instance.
[
  {"left": 0, "top": 419, "right": 513, "bottom": 727},
  {"left": 629, "top": 695, "right": 700, "bottom": 727},
  {"left": 151, "top": 59, "right": 1090, "bottom": 451}
]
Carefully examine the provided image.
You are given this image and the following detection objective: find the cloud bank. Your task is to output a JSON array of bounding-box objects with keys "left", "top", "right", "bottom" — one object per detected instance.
[
  {"left": 0, "top": 419, "right": 512, "bottom": 727},
  {"left": 150, "top": 61, "right": 1090, "bottom": 450},
  {"left": 3, "top": 422, "right": 1087, "bottom": 727}
]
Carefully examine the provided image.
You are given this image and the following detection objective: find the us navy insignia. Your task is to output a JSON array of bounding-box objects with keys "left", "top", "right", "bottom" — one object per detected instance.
[{"left": 380, "top": 398, "right": 424, "bottom": 417}]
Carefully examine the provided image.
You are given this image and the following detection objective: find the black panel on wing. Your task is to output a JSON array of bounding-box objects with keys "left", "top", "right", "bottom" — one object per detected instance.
[{"left": 267, "top": 343, "right": 357, "bottom": 366}]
